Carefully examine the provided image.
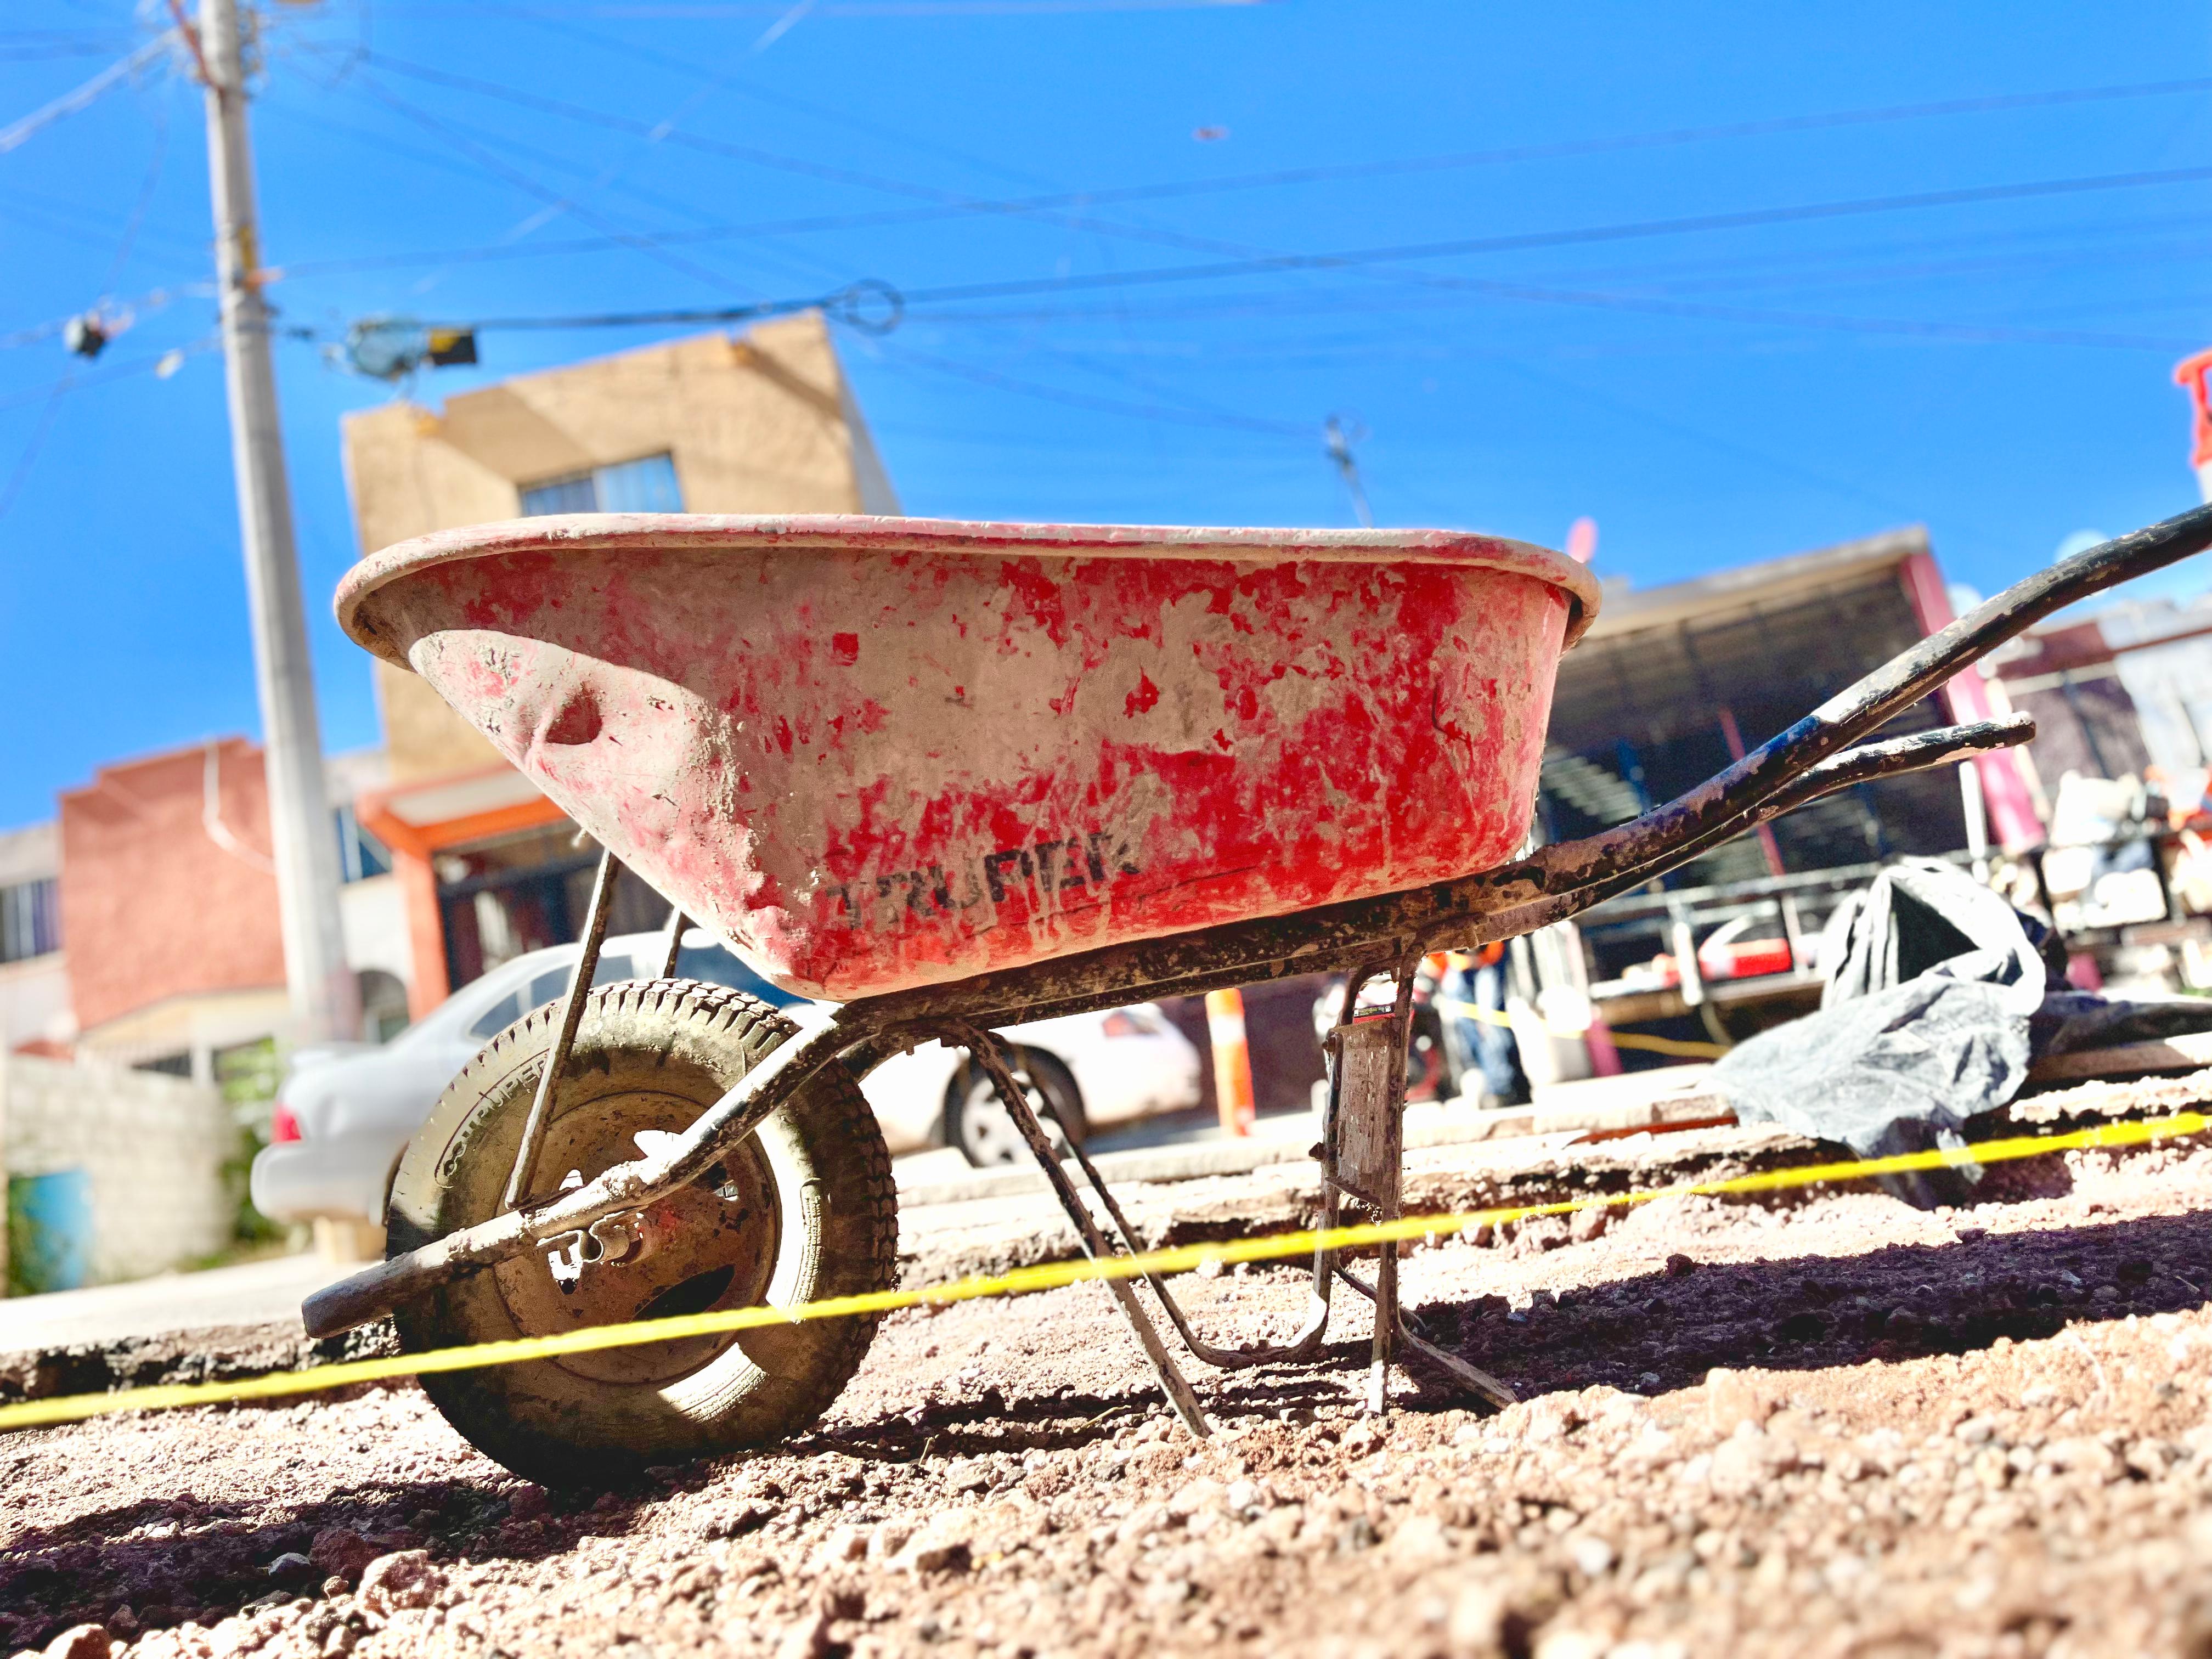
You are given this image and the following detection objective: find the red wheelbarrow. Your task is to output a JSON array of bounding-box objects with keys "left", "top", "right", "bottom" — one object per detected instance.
[{"left": 306, "top": 507, "right": 2212, "bottom": 1484}]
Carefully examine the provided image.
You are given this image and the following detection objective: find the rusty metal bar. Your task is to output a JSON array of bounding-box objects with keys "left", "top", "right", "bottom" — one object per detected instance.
[
  {"left": 952, "top": 1025, "right": 1212, "bottom": 1438},
  {"left": 502, "top": 848, "right": 622, "bottom": 1212},
  {"left": 300, "top": 720, "right": 2024, "bottom": 1336},
  {"left": 1333, "top": 1268, "right": 1516, "bottom": 1409},
  {"left": 657, "top": 905, "right": 687, "bottom": 980},
  {"left": 1043, "top": 1066, "right": 1338, "bottom": 1371}
]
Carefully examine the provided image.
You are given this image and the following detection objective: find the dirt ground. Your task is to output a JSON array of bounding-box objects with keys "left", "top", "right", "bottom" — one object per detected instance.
[{"left": 11, "top": 1082, "right": 2212, "bottom": 1658}]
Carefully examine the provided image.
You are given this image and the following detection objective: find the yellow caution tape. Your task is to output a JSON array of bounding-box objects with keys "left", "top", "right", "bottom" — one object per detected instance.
[
  {"left": 1436, "top": 997, "right": 1727, "bottom": 1059},
  {"left": 0, "top": 1108, "right": 2201, "bottom": 1435}
]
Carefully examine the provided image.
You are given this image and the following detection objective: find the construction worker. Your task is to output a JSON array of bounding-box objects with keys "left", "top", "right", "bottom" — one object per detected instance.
[{"left": 1435, "top": 943, "right": 1531, "bottom": 1108}]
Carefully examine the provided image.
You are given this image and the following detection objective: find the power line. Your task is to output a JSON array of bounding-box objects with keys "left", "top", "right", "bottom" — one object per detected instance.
[
  {"left": 410, "top": 1, "right": 1272, "bottom": 13},
  {"left": 276, "top": 49, "right": 816, "bottom": 252},
  {"left": 460, "top": 278, "right": 902, "bottom": 332},
  {"left": 377, "top": 44, "right": 2212, "bottom": 225},
  {"left": 334, "top": 46, "right": 1264, "bottom": 280},
  {"left": 222, "top": 38, "right": 2212, "bottom": 360},
  {"left": 1380, "top": 270, "right": 2198, "bottom": 353},
  {"left": 349, "top": 49, "right": 2212, "bottom": 287},
  {"left": 252, "top": 151, "right": 2212, "bottom": 314},
  {"left": 0, "top": 81, "right": 172, "bottom": 526},
  {"left": 878, "top": 341, "right": 1308, "bottom": 436},
  {"left": 16, "top": 158, "right": 2212, "bottom": 366},
  {"left": 337, "top": 66, "right": 786, "bottom": 302},
  {"left": 0, "top": 369, "right": 77, "bottom": 521},
  {"left": 358, "top": 49, "right": 1007, "bottom": 208},
  {"left": 862, "top": 161, "right": 2212, "bottom": 309},
  {"left": 0, "top": 30, "right": 176, "bottom": 155},
  {"left": 400, "top": 37, "right": 793, "bottom": 298}
]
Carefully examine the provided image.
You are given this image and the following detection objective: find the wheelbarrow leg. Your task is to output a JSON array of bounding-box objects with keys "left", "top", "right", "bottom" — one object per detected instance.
[
  {"left": 1365, "top": 972, "right": 1414, "bottom": 1417},
  {"left": 1043, "top": 1093, "right": 1338, "bottom": 1370},
  {"left": 1323, "top": 964, "right": 1516, "bottom": 1415},
  {"left": 504, "top": 847, "right": 623, "bottom": 1211},
  {"left": 955, "top": 1028, "right": 1213, "bottom": 1439},
  {"left": 656, "top": 904, "right": 687, "bottom": 978},
  {"left": 1334, "top": 1262, "right": 1516, "bottom": 1409}
]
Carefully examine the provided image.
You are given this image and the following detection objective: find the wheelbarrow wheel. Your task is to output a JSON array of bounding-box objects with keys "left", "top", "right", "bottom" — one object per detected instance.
[{"left": 385, "top": 979, "right": 896, "bottom": 1487}]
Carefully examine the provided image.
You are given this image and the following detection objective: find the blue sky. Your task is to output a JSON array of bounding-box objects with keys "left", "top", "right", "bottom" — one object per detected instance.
[{"left": 3, "top": 0, "right": 2212, "bottom": 828}]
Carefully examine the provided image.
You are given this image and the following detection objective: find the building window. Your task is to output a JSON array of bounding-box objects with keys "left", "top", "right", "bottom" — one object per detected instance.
[
  {"left": 0, "top": 876, "right": 59, "bottom": 964},
  {"left": 519, "top": 452, "right": 683, "bottom": 517},
  {"left": 432, "top": 821, "right": 668, "bottom": 990},
  {"left": 334, "top": 804, "right": 392, "bottom": 884}
]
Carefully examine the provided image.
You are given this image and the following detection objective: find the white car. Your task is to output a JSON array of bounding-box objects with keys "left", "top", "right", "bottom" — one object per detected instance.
[{"left": 249, "top": 930, "right": 1201, "bottom": 1225}]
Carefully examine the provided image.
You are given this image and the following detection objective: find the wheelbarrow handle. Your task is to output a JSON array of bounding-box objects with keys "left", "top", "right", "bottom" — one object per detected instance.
[
  {"left": 1475, "top": 714, "right": 2036, "bottom": 944},
  {"left": 1517, "top": 500, "right": 2212, "bottom": 907}
]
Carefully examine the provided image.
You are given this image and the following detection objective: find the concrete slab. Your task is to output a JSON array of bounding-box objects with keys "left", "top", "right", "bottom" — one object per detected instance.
[{"left": 0, "top": 1251, "right": 348, "bottom": 1354}]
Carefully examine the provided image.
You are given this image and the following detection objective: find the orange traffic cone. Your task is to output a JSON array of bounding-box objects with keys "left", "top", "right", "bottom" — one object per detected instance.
[{"left": 1204, "top": 987, "right": 1256, "bottom": 1137}]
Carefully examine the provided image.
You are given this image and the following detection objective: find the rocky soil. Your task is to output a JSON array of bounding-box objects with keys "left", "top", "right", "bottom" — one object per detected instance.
[{"left": 10, "top": 1080, "right": 2212, "bottom": 1658}]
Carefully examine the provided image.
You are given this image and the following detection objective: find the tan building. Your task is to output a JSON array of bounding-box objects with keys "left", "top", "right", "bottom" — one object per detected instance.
[{"left": 342, "top": 313, "right": 899, "bottom": 1013}]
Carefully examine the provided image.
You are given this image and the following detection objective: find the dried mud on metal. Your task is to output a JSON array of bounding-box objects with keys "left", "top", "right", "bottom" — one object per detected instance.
[{"left": 14, "top": 1091, "right": 2212, "bottom": 1658}]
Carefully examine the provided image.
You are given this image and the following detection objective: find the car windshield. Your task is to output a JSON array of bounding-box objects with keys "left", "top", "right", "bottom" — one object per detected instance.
[
  {"left": 466, "top": 953, "right": 636, "bottom": 1041},
  {"left": 391, "top": 936, "right": 791, "bottom": 1049}
]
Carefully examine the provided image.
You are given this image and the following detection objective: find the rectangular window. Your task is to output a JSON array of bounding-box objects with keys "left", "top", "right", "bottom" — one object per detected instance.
[
  {"left": 518, "top": 471, "right": 597, "bottom": 516},
  {"left": 0, "top": 876, "right": 60, "bottom": 964},
  {"left": 593, "top": 453, "right": 684, "bottom": 513},
  {"left": 518, "top": 452, "right": 682, "bottom": 517}
]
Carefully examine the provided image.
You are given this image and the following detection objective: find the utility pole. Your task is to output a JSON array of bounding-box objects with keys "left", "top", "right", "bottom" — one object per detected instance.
[{"left": 191, "top": 0, "right": 358, "bottom": 1043}]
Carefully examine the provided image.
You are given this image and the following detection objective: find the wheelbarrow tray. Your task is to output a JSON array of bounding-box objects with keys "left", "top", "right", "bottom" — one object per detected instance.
[{"left": 338, "top": 514, "right": 1601, "bottom": 1001}]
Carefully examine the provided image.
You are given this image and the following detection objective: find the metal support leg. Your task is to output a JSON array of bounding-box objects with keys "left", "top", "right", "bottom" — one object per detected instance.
[
  {"left": 1334, "top": 1269, "right": 1516, "bottom": 1408},
  {"left": 953, "top": 1026, "right": 1212, "bottom": 1438},
  {"left": 503, "top": 848, "right": 621, "bottom": 1211},
  {"left": 1054, "top": 1099, "right": 1336, "bottom": 1370},
  {"left": 1364, "top": 970, "right": 1414, "bottom": 1416},
  {"left": 1328, "top": 964, "right": 1516, "bottom": 1414},
  {"left": 1369, "top": 1240, "right": 1398, "bottom": 1415},
  {"left": 657, "top": 905, "right": 687, "bottom": 979}
]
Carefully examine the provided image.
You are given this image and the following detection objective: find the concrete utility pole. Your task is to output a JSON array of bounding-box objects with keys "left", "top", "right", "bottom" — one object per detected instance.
[{"left": 193, "top": 0, "right": 358, "bottom": 1043}]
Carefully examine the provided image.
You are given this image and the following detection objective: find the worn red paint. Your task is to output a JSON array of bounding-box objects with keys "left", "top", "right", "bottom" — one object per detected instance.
[{"left": 337, "top": 515, "right": 1600, "bottom": 1001}]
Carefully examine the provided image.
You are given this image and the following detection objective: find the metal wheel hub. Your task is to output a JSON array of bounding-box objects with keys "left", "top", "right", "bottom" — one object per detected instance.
[{"left": 492, "top": 1087, "right": 778, "bottom": 1387}]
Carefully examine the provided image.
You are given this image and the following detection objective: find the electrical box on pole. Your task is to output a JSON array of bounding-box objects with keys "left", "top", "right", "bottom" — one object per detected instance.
[{"left": 192, "top": 0, "right": 358, "bottom": 1043}]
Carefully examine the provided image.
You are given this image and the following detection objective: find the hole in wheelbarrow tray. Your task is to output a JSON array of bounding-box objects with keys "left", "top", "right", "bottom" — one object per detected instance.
[{"left": 544, "top": 689, "right": 602, "bottom": 746}]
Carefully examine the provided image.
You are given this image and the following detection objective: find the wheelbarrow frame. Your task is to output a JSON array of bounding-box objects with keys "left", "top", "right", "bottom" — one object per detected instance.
[{"left": 304, "top": 503, "right": 2212, "bottom": 1429}]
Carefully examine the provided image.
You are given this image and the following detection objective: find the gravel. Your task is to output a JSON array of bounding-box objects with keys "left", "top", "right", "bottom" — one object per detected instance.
[{"left": 9, "top": 1088, "right": 2212, "bottom": 1657}]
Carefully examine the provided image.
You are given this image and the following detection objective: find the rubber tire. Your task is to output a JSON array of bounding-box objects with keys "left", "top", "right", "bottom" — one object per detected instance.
[
  {"left": 386, "top": 979, "right": 897, "bottom": 1487},
  {"left": 943, "top": 1046, "right": 1088, "bottom": 1168}
]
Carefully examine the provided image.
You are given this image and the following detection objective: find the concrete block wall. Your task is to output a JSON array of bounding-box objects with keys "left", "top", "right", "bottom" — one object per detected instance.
[{"left": 1, "top": 1051, "right": 232, "bottom": 1286}]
